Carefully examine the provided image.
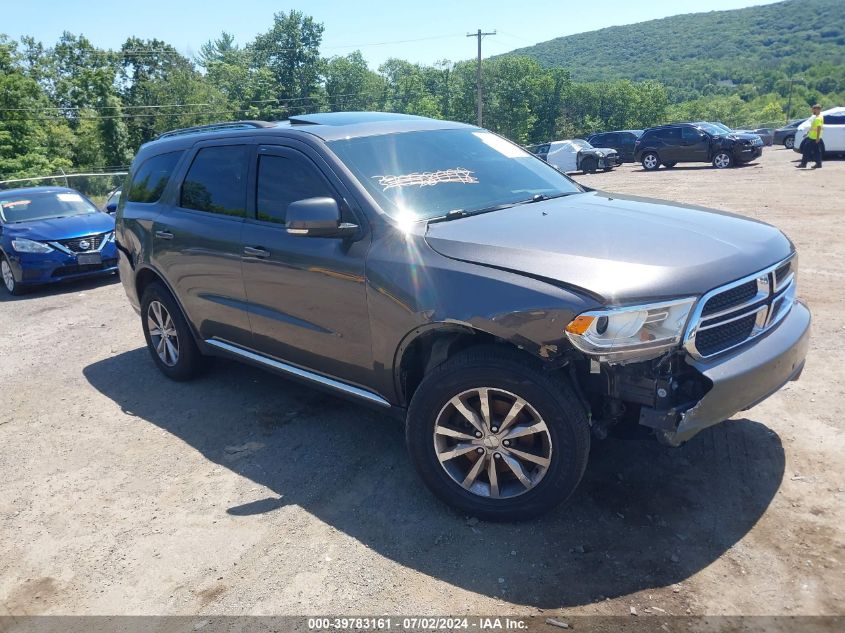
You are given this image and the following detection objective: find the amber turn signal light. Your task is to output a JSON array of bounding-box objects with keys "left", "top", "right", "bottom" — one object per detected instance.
[{"left": 565, "top": 315, "right": 595, "bottom": 335}]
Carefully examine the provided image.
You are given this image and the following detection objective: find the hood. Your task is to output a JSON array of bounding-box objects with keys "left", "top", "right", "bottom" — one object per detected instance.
[
  {"left": 721, "top": 132, "right": 759, "bottom": 142},
  {"left": 3, "top": 212, "right": 114, "bottom": 241},
  {"left": 584, "top": 147, "right": 617, "bottom": 156},
  {"left": 424, "top": 191, "right": 793, "bottom": 304}
]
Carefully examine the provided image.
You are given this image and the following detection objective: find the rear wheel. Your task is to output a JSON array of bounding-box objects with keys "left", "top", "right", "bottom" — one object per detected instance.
[
  {"left": 406, "top": 346, "right": 590, "bottom": 521},
  {"left": 1, "top": 256, "right": 25, "bottom": 296},
  {"left": 713, "top": 151, "right": 733, "bottom": 169},
  {"left": 641, "top": 152, "right": 660, "bottom": 171},
  {"left": 784, "top": 135, "right": 795, "bottom": 149},
  {"left": 140, "top": 282, "right": 203, "bottom": 381}
]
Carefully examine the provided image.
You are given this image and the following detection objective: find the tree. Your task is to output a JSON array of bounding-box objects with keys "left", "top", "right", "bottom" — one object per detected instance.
[
  {"left": 324, "top": 51, "right": 384, "bottom": 111},
  {"left": 249, "top": 11, "right": 325, "bottom": 117}
]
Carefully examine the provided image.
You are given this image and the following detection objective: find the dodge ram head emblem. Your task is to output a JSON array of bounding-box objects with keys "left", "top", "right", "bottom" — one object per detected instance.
[{"left": 78, "top": 239, "right": 91, "bottom": 251}]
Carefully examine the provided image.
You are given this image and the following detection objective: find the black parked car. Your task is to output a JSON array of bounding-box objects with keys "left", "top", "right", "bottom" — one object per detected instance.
[
  {"left": 634, "top": 122, "right": 763, "bottom": 170},
  {"left": 116, "top": 113, "right": 809, "bottom": 520},
  {"left": 773, "top": 119, "right": 804, "bottom": 149},
  {"left": 586, "top": 130, "right": 643, "bottom": 162}
]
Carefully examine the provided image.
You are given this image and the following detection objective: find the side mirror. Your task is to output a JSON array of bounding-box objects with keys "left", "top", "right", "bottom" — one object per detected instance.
[{"left": 285, "top": 197, "right": 358, "bottom": 238}]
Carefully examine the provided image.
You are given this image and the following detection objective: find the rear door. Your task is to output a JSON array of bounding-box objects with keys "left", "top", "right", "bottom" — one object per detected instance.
[
  {"left": 657, "top": 127, "right": 682, "bottom": 162},
  {"left": 620, "top": 133, "right": 638, "bottom": 161},
  {"left": 151, "top": 140, "right": 253, "bottom": 346},
  {"left": 240, "top": 143, "right": 373, "bottom": 387}
]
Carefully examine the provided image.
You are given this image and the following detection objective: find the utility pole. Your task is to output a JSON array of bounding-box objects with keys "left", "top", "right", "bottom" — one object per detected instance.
[
  {"left": 786, "top": 76, "right": 803, "bottom": 122},
  {"left": 467, "top": 29, "right": 496, "bottom": 126}
]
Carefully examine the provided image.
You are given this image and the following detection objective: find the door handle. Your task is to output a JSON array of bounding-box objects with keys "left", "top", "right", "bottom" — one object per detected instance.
[
  {"left": 244, "top": 246, "right": 270, "bottom": 258},
  {"left": 155, "top": 230, "right": 174, "bottom": 240}
]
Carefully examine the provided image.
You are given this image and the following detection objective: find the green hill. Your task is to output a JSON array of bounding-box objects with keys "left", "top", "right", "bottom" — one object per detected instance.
[{"left": 504, "top": 0, "right": 845, "bottom": 101}]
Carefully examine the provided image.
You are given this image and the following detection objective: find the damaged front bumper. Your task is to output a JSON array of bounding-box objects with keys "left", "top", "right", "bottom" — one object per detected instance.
[{"left": 656, "top": 300, "right": 811, "bottom": 446}]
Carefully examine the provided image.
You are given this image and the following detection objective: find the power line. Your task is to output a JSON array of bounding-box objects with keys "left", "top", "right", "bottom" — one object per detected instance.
[
  {"left": 0, "top": 90, "right": 390, "bottom": 121},
  {"left": 0, "top": 91, "right": 391, "bottom": 115}
]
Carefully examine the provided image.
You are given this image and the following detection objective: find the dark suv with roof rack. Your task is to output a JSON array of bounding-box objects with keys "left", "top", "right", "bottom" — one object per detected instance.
[
  {"left": 116, "top": 112, "right": 810, "bottom": 520},
  {"left": 634, "top": 122, "right": 763, "bottom": 170}
]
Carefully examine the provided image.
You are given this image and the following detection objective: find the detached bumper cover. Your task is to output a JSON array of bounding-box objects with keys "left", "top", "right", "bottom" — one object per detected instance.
[{"left": 664, "top": 300, "right": 810, "bottom": 445}]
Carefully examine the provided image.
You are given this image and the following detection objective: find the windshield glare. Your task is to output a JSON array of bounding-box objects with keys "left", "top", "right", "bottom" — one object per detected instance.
[
  {"left": 327, "top": 129, "right": 583, "bottom": 221},
  {"left": 0, "top": 191, "right": 99, "bottom": 223}
]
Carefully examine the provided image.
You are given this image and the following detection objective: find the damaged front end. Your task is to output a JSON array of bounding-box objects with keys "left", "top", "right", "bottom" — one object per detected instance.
[{"left": 568, "top": 299, "right": 811, "bottom": 447}]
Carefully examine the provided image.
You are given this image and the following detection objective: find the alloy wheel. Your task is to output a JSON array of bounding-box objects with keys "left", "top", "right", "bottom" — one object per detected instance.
[
  {"left": 147, "top": 300, "right": 180, "bottom": 367},
  {"left": 433, "top": 387, "right": 552, "bottom": 499},
  {"left": 714, "top": 153, "right": 731, "bottom": 169},
  {"left": 1, "top": 260, "right": 14, "bottom": 293},
  {"left": 643, "top": 154, "right": 659, "bottom": 169}
]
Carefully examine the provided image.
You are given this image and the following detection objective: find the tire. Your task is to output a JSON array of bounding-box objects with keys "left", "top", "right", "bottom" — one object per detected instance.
[
  {"left": 713, "top": 151, "right": 733, "bottom": 169},
  {"left": 641, "top": 152, "right": 660, "bottom": 171},
  {"left": 784, "top": 135, "right": 794, "bottom": 149},
  {"left": 1, "top": 255, "right": 26, "bottom": 296},
  {"left": 406, "top": 346, "right": 590, "bottom": 521},
  {"left": 663, "top": 161, "right": 677, "bottom": 168},
  {"left": 581, "top": 157, "right": 597, "bottom": 174},
  {"left": 140, "top": 281, "right": 203, "bottom": 381}
]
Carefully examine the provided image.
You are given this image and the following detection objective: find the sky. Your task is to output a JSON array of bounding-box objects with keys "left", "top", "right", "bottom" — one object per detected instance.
[{"left": 3, "top": 0, "right": 781, "bottom": 68}]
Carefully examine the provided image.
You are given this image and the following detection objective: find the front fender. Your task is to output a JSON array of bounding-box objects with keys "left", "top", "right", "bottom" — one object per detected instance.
[{"left": 366, "top": 231, "right": 600, "bottom": 403}]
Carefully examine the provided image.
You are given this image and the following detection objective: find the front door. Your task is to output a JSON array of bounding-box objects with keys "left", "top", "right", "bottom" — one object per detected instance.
[
  {"left": 680, "top": 126, "right": 710, "bottom": 162},
  {"left": 240, "top": 144, "right": 373, "bottom": 388}
]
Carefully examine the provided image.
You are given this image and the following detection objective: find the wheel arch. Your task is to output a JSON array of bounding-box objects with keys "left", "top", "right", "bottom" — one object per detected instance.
[
  {"left": 134, "top": 264, "right": 203, "bottom": 346},
  {"left": 393, "top": 322, "right": 562, "bottom": 408}
]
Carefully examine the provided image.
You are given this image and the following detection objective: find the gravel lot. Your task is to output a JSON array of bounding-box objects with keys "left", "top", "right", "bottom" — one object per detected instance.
[{"left": 1, "top": 148, "right": 843, "bottom": 621}]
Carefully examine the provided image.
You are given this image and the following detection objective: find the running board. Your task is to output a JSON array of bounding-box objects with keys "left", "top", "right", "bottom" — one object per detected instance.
[{"left": 204, "top": 339, "right": 391, "bottom": 408}]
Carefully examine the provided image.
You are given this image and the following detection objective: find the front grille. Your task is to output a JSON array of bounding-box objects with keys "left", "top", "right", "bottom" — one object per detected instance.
[
  {"left": 775, "top": 261, "right": 791, "bottom": 286},
  {"left": 685, "top": 257, "right": 797, "bottom": 359},
  {"left": 701, "top": 280, "right": 757, "bottom": 315},
  {"left": 58, "top": 233, "right": 106, "bottom": 253},
  {"left": 695, "top": 314, "right": 757, "bottom": 357},
  {"left": 51, "top": 259, "right": 117, "bottom": 277}
]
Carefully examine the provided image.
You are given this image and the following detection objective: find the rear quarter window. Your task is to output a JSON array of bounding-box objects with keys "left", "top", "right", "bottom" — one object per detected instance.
[{"left": 127, "top": 151, "right": 183, "bottom": 203}]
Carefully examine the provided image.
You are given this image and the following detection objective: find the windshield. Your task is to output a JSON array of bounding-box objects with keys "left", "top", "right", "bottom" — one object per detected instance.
[
  {"left": 565, "top": 139, "right": 591, "bottom": 150},
  {"left": 0, "top": 191, "right": 99, "bottom": 223},
  {"left": 326, "top": 128, "right": 583, "bottom": 221},
  {"left": 696, "top": 123, "right": 725, "bottom": 135}
]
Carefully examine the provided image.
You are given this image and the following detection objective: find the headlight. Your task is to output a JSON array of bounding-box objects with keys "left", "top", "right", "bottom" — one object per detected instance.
[
  {"left": 565, "top": 297, "right": 696, "bottom": 362},
  {"left": 11, "top": 238, "right": 54, "bottom": 254}
]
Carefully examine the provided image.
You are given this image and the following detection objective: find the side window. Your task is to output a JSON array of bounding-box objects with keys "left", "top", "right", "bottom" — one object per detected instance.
[
  {"left": 824, "top": 114, "right": 845, "bottom": 125},
  {"left": 589, "top": 134, "right": 604, "bottom": 146},
  {"left": 603, "top": 133, "right": 620, "bottom": 146},
  {"left": 658, "top": 128, "right": 681, "bottom": 142},
  {"left": 256, "top": 154, "right": 335, "bottom": 224},
  {"left": 127, "top": 151, "right": 183, "bottom": 203},
  {"left": 180, "top": 146, "right": 249, "bottom": 217},
  {"left": 681, "top": 127, "right": 701, "bottom": 141}
]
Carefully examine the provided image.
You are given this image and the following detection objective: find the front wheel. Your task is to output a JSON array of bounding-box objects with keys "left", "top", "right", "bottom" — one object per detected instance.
[
  {"left": 641, "top": 152, "right": 660, "bottom": 171},
  {"left": 581, "top": 157, "right": 597, "bottom": 174},
  {"left": 784, "top": 135, "right": 795, "bottom": 149},
  {"left": 713, "top": 151, "right": 733, "bottom": 169},
  {"left": 1, "top": 256, "right": 25, "bottom": 296},
  {"left": 406, "top": 347, "right": 590, "bottom": 521}
]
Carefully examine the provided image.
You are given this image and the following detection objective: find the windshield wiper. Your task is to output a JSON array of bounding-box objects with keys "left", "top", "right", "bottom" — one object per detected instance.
[{"left": 427, "top": 192, "right": 578, "bottom": 224}]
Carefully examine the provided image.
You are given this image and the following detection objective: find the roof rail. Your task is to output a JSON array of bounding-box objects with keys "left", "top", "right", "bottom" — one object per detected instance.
[{"left": 156, "top": 120, "right": 275, "bottom": 140}]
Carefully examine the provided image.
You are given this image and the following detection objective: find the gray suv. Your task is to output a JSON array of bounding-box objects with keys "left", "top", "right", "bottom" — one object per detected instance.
[{"left": 116, "top": 112, "right": 811, "bottom": 520}]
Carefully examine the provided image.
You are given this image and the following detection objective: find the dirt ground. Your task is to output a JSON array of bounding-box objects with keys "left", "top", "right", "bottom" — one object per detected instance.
[{"left": 1, "top": 148, "right": 843, "bottom": 622}]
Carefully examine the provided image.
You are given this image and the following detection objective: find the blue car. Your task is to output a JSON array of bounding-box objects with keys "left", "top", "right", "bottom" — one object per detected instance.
[{"left": 0, "top": 187, "right": 118, "bottom": 295}]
